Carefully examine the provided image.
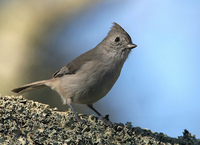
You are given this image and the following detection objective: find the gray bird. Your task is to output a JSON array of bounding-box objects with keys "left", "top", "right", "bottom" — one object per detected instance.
[{"left": 12, "top": 22, "right": 137, "bottom": 126}]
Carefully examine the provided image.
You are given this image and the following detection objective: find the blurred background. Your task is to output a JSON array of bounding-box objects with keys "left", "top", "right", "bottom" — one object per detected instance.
[{"left": 0, "top": 0, "right": 200, "bottom": 138}]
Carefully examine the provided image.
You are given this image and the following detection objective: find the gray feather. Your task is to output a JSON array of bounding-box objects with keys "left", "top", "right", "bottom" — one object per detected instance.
[{"left": 53, "top": 47, "right": 101, "bottom": 78}]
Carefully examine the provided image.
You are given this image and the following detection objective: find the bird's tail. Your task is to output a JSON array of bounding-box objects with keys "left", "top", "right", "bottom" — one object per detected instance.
[{"left": 12, "top": 80, "right": 49, "bottom": 94}]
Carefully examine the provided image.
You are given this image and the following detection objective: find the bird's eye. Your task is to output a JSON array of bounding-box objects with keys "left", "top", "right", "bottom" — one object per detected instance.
[{"left": 115, "top": 37, "right": 120, "bottom": 42}]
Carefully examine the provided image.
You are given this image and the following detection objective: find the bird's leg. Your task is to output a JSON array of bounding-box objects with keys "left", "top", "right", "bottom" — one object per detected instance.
[
  {"left": 87, "top": 104, "right": 113, "bottom": 127},
  {"left": 87, "top": 104, "right": 102, "bottom": 116},
  {"left": 68, "top": 104, "right": 87, "bottom": 123}
]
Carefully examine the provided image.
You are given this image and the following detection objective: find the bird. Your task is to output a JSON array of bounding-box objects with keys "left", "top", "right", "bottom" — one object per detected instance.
[{"left": 12, "top": 22, "right": 137, "bottom": 126}]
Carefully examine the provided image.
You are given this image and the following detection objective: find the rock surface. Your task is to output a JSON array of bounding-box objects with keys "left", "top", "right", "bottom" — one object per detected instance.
[{"left": 0, "top": 95, "right": 199, "bottom": 144}]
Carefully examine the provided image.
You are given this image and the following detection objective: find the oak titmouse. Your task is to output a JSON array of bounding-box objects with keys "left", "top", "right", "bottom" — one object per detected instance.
[{"left": 12, "top": 22, "right": 137, "bottom": 125}]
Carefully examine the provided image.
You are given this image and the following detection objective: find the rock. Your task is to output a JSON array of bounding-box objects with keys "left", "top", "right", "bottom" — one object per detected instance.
[{"left": 0, "top": 95, "right": 199, "bottom": 144}]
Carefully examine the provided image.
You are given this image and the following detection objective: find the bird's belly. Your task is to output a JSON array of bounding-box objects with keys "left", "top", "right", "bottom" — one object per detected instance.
[
  {"left": 59, "top": 67, "right": 121, "bottom": 105},
  {"left": 75, "top": 72, "right": 119, "bottom": 104}
]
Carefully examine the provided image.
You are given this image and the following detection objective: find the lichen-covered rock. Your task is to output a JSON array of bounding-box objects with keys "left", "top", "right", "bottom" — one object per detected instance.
[{"left": 0, "top": 95, "right": 199, "bottom": 144}]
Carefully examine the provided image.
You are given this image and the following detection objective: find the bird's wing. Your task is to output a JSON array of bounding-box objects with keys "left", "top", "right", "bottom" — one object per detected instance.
[
  {"left": 53, "top": 48, "right": 99, "bottom": 78},
  {"left": 53, "top": 60, "right": 85, "bottom": 77}
]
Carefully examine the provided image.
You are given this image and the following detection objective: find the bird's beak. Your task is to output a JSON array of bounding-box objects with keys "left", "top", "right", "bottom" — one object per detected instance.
[{"left": 127, "top": 43, "right": 137, "bottom": 49}]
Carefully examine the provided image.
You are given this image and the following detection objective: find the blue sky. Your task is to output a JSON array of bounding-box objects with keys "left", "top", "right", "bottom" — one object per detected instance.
[{"left": 51, "top": 0, "right": 200, "bottom": 138}]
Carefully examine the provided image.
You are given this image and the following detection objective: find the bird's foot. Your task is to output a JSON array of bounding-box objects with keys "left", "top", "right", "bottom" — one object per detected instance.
[{"left": 99, "top": 115, "right": 113, "bottom": 127}]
